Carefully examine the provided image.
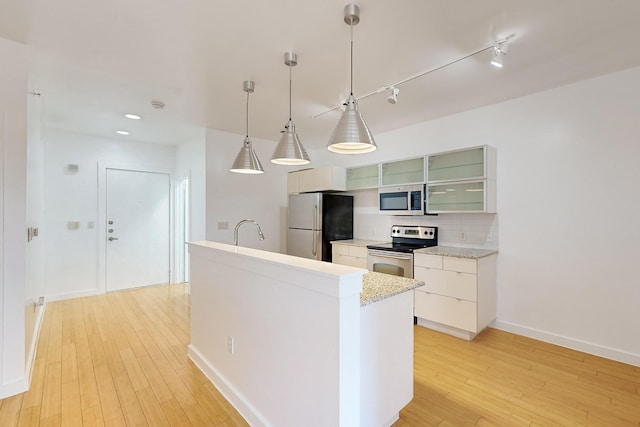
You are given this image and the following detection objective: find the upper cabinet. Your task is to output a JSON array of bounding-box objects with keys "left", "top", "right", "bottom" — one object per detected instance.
[
  {"left": 380, "top": 157, "right": 425, "bottom": 186},
  {"left": 288, "top": 166, "right": 346, "bottom": 194},
  {"left": 425, "top": 145, "right": 496, "bottom": 214},
  {"left": 346, "top": 164, "right": 379, "bottom": 190},
  {"left": 427, "top": 147, "right": 486, "bottom": 182}
]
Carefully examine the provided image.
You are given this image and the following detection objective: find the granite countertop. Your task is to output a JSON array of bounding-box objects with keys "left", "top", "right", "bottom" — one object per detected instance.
[
  {"left": 361, "top": 271, "right": 424, "bottom": 306},
  {"left": 331, "top": 239, "right": 389, "bottom": 247},
  {"left": 414, "top": 246, "right": 498, "bottom": 259}
]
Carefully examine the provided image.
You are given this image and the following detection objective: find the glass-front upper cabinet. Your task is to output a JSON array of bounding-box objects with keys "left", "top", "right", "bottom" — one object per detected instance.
[
  {"left": 380, "top": 157, "right": 425, "bottom": 186},
  {"left": 425, "top": 145, "right": 496, "bottom": 213},
  {"left": 346, "top": 164, "right": 379, "bottom": 190},
  {"left": 426, "top": 180, "right": 494, "bottom": 213},
  {"left": 427, "top": 146, "right": 490, "bottom": 183}
]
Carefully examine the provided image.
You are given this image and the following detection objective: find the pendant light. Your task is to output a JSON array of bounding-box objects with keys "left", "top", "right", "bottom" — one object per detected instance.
[
  {"left": 231, "top": 80, "right": 264, "bottom": 174},
  {"left": 271, "top": 51, "right": 310, "bottom": 165},
  {"left": 327, "top": 3, "right": 376, "bottom": 154}
]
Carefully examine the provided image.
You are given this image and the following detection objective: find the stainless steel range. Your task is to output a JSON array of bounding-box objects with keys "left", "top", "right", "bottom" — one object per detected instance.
[{"left": 367, "top": 225, "right": 438, "bottom": 278}]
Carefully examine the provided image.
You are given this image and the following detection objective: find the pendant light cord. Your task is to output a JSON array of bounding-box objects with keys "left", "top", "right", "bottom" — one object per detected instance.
[
  {"left": 350, "top": 20, "right": 354, "bottom": 96},
  {"left": 288, "top": 63, "right": 292, "bottom": 122},
  {"left": 245, "top": 91, "right": 250, "bottom": 138}
]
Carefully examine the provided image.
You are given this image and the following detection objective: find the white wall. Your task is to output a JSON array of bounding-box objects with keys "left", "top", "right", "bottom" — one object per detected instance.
[
  {"left": 314, "top": 67, "right": 640, "bottom": 364},
  {"left": 43, "top": 129, "right": 176, "bottom": 299},
  {"left": 188, "top": 241, "right": 362, "bottom": 427},
  {"left": 205, "top": 129, "right": 290, "bottom": 253},
  {"left": 176, "top": 135, "right": 207, "bottom": 241},
  {"left": 0, "top": 37, "right": 28, "bottom": 398}
]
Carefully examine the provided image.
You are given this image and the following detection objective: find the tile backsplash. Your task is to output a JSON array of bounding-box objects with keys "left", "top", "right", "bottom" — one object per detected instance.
[{"left": 351, "top": 189, "right": 498, "bottom": 250}]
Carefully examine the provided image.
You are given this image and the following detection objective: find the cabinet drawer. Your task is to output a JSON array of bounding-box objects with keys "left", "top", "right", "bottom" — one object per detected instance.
[
  {"left": 348, "top": 246, "right": 367, "bottom": 258},
  {"left": 414, "top": 291, "right": 478, "bottom": 332},
  {"left": 332, "top": 244, "right": 367, "bottom": 258},
  {"left": 332, "top": 244, "right": 349, "bottom": 256},
  {"left": 414, "top": 267, "right": 477, "bottom": 301},
  {"left": 443, "top": 256, "right": 477, "bottom": 274},
  {"left": 332, "top": 254, "right": 367, "bottom": 269},
  {"left": 414, "top": 253, "right": 442, "bottom": 269}
]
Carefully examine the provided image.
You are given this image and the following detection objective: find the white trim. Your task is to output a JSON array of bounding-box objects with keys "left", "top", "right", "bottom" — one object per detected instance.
[
  {"left": 416, "top": 318, "right": 477, "bottom": 341},
  {"left": 0, "top": 376, "right": 28, "bottom": 400},
  {"left": 25, "top": 302, "right": 46, "bottom": 387},
  {"left": 187, "top": 345, "right": 267, "bottom": 427},
  {"left": 492, "top": 319, "right": 640, "bottom": 367},
  {"left": 45, "top": 288, "right": 103, "bottom": 302}
]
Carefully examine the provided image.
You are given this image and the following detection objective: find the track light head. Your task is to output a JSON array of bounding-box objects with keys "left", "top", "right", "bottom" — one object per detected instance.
[
  {"left": 491, "top": 40, "right": 509, "bottom": 68},
  {"left": 387, "top": 86, "right": 399, "bottom": 104}
]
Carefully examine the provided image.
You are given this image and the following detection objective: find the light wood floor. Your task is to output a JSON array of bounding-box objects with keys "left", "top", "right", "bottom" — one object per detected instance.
[
  {"left": 1, "top": 285, "right": 638, "bottom": 426},
  {"left": 0, "top": 284, "right": 247, "bottom": 426}
]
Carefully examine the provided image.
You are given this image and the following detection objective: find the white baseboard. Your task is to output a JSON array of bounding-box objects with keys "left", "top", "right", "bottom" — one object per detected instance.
[
  {"left": 416, "top": 318, "right": 477, "bottom": 341},
  {"left": 492, "top": 319, "right": 640, "bottom": 367},
  {"left": 187, "top": 345, "right": 269, "bottom": 427},
  {"left": 25, "top": 301, "right": 46, "bottom": 387},
  {"left": 45, "top": 288, "right": 103, "bottom": 302},
  {"left": 0, "top": 377, "right": 28, "bottom": 400}
]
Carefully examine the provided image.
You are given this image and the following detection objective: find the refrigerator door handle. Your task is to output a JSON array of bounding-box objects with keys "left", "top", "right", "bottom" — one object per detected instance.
[{"left": 312, "top": 205, "right": 318, "bottom": 256}]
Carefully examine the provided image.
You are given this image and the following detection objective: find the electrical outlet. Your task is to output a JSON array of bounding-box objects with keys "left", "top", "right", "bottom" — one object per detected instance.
[
  {"left": 460, "top": 231, "right": 466, "bottom": 241},
  {"left": 218, "top": 221, "right": 229, "bottom": 230},
  {"left": 487, "top": 233, "right": 493, "bottom": 241},
  {"left": 227, "top": 336, "right": 234, "bottom": 355}
]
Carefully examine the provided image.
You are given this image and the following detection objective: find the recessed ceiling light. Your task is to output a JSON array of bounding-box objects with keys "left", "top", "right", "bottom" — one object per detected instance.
[
  {"left": 124, "top": 114, "right": 141, "bottom": 120},
  {"left": 116, "top": 130, "right": 130, "bottom": 135}
]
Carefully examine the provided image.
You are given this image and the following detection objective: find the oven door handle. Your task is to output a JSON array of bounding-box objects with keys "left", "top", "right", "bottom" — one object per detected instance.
[{"left": 367, "top": 250, "right": 413, "bottom": 260}]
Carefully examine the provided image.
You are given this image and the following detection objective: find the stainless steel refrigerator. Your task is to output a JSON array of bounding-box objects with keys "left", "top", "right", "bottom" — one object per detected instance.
[{"left": 287, "top": 193, "right": 354, "bottom": 262}]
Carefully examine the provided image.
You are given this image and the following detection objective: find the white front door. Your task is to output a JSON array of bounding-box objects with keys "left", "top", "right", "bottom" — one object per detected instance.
[{"left": 106, "top": 168, "right": 170, "bottom": 292}]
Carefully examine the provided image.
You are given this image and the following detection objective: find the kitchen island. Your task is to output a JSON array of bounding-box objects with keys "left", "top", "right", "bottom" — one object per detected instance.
[{"left": 188, "top": 241, "right": 422, "bottom": 427}]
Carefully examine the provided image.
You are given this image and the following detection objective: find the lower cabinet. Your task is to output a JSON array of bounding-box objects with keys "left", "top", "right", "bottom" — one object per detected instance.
[
  {"left": 414, "top": 253, "right": 496, "bottom": 339},
  {"left": 332, "top": 243, "right": 367, "bottom": 269}
]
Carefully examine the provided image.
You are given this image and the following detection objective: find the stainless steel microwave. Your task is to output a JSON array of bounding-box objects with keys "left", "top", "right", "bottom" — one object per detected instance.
[{"left": 378, "top": 184, "right": 424, "bottom": 216}]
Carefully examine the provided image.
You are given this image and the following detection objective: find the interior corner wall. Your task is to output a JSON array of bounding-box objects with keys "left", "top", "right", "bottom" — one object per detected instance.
[
  {"left": 205, "top": 129, "right": 289, "bottom": 253},
  {"left": 0, "top": 37, "right": 28, "bottom": 398},
  {"left": 176, "top": 136, "right": 207, "bottom": 241},
  {"left": 314, "top": 66, "right": 640, "bottom": 364},
  {"left": 42, "top": 129, "right": 176, "bottom": 300},
  {"left": 25, "top": 84, "right": 46, "bottom": 380}
]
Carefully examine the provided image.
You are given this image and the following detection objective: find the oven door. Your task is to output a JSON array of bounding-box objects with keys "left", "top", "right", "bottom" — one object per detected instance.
[{"left": 367, "top": 249, "right": 413, "bottom": 278}]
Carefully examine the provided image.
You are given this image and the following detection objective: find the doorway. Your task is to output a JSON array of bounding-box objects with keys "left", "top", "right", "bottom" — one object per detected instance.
[
  {"left": 105, "top": 168, "right": 171, "bottom": 292},
  {"left": 175, "top": 176, "right": 190, "bottom": 284}
]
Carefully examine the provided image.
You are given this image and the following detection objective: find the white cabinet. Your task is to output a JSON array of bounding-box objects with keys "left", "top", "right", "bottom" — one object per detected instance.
[
  {"left": 332, "top": 242, "right": 368, "bottom": 268},
  {"left": 288, "top": 166, "right": 346, "bottom": 194},
  {"left": 425, "top": 145, "right": 496, "bottom": 213},
  {"left": 380, "top": 157, "right": 425, "bottom": 186},
  {"left": 413, "top": 253, "right": 496, "bottom": 340},
  {"left": 346, "top": 164, "right": 379, "bottom": 190}
]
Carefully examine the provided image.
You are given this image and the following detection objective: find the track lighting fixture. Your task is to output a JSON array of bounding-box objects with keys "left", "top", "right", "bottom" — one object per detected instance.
[
  {"left": 491, "top": 40, "right": 508, "bottom": 68},
  {"left": 231, "top": 80, "right": 264, "bottom": 174},
  {"left": 387, "top": 86, "right": 399, "bottom": 104},
  {"left": 272, "top": 51, "right": 311, "bottom": 165},
  {"left": 327, "top": 3, "right": 377, "bottom": 154},
  {"left": 313, "top": 36, "right": 514, "bottom": 118}
]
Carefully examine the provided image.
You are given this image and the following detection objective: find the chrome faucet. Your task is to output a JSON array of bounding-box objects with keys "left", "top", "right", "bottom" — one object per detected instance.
[{"left": 234, "top": 219, "right": 265, "bottom": 246}]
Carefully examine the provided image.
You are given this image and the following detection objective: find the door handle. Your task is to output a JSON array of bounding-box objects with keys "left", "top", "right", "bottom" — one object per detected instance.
[
  {"left": 108, "top": 237, "right": 119, "bottom": 241},
  {"left": 312, "top": 205, "right": 318, "bottom": 256}
]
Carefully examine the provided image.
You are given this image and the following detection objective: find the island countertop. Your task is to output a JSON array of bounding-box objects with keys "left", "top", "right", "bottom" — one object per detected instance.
[{"left": 361, "top": 271, "right": 424, "bottom": 306}]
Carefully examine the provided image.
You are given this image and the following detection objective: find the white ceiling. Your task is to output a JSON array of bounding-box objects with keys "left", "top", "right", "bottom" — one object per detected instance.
[{"left": 4, "top": 0, "right": 640, "bottom": 149}]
